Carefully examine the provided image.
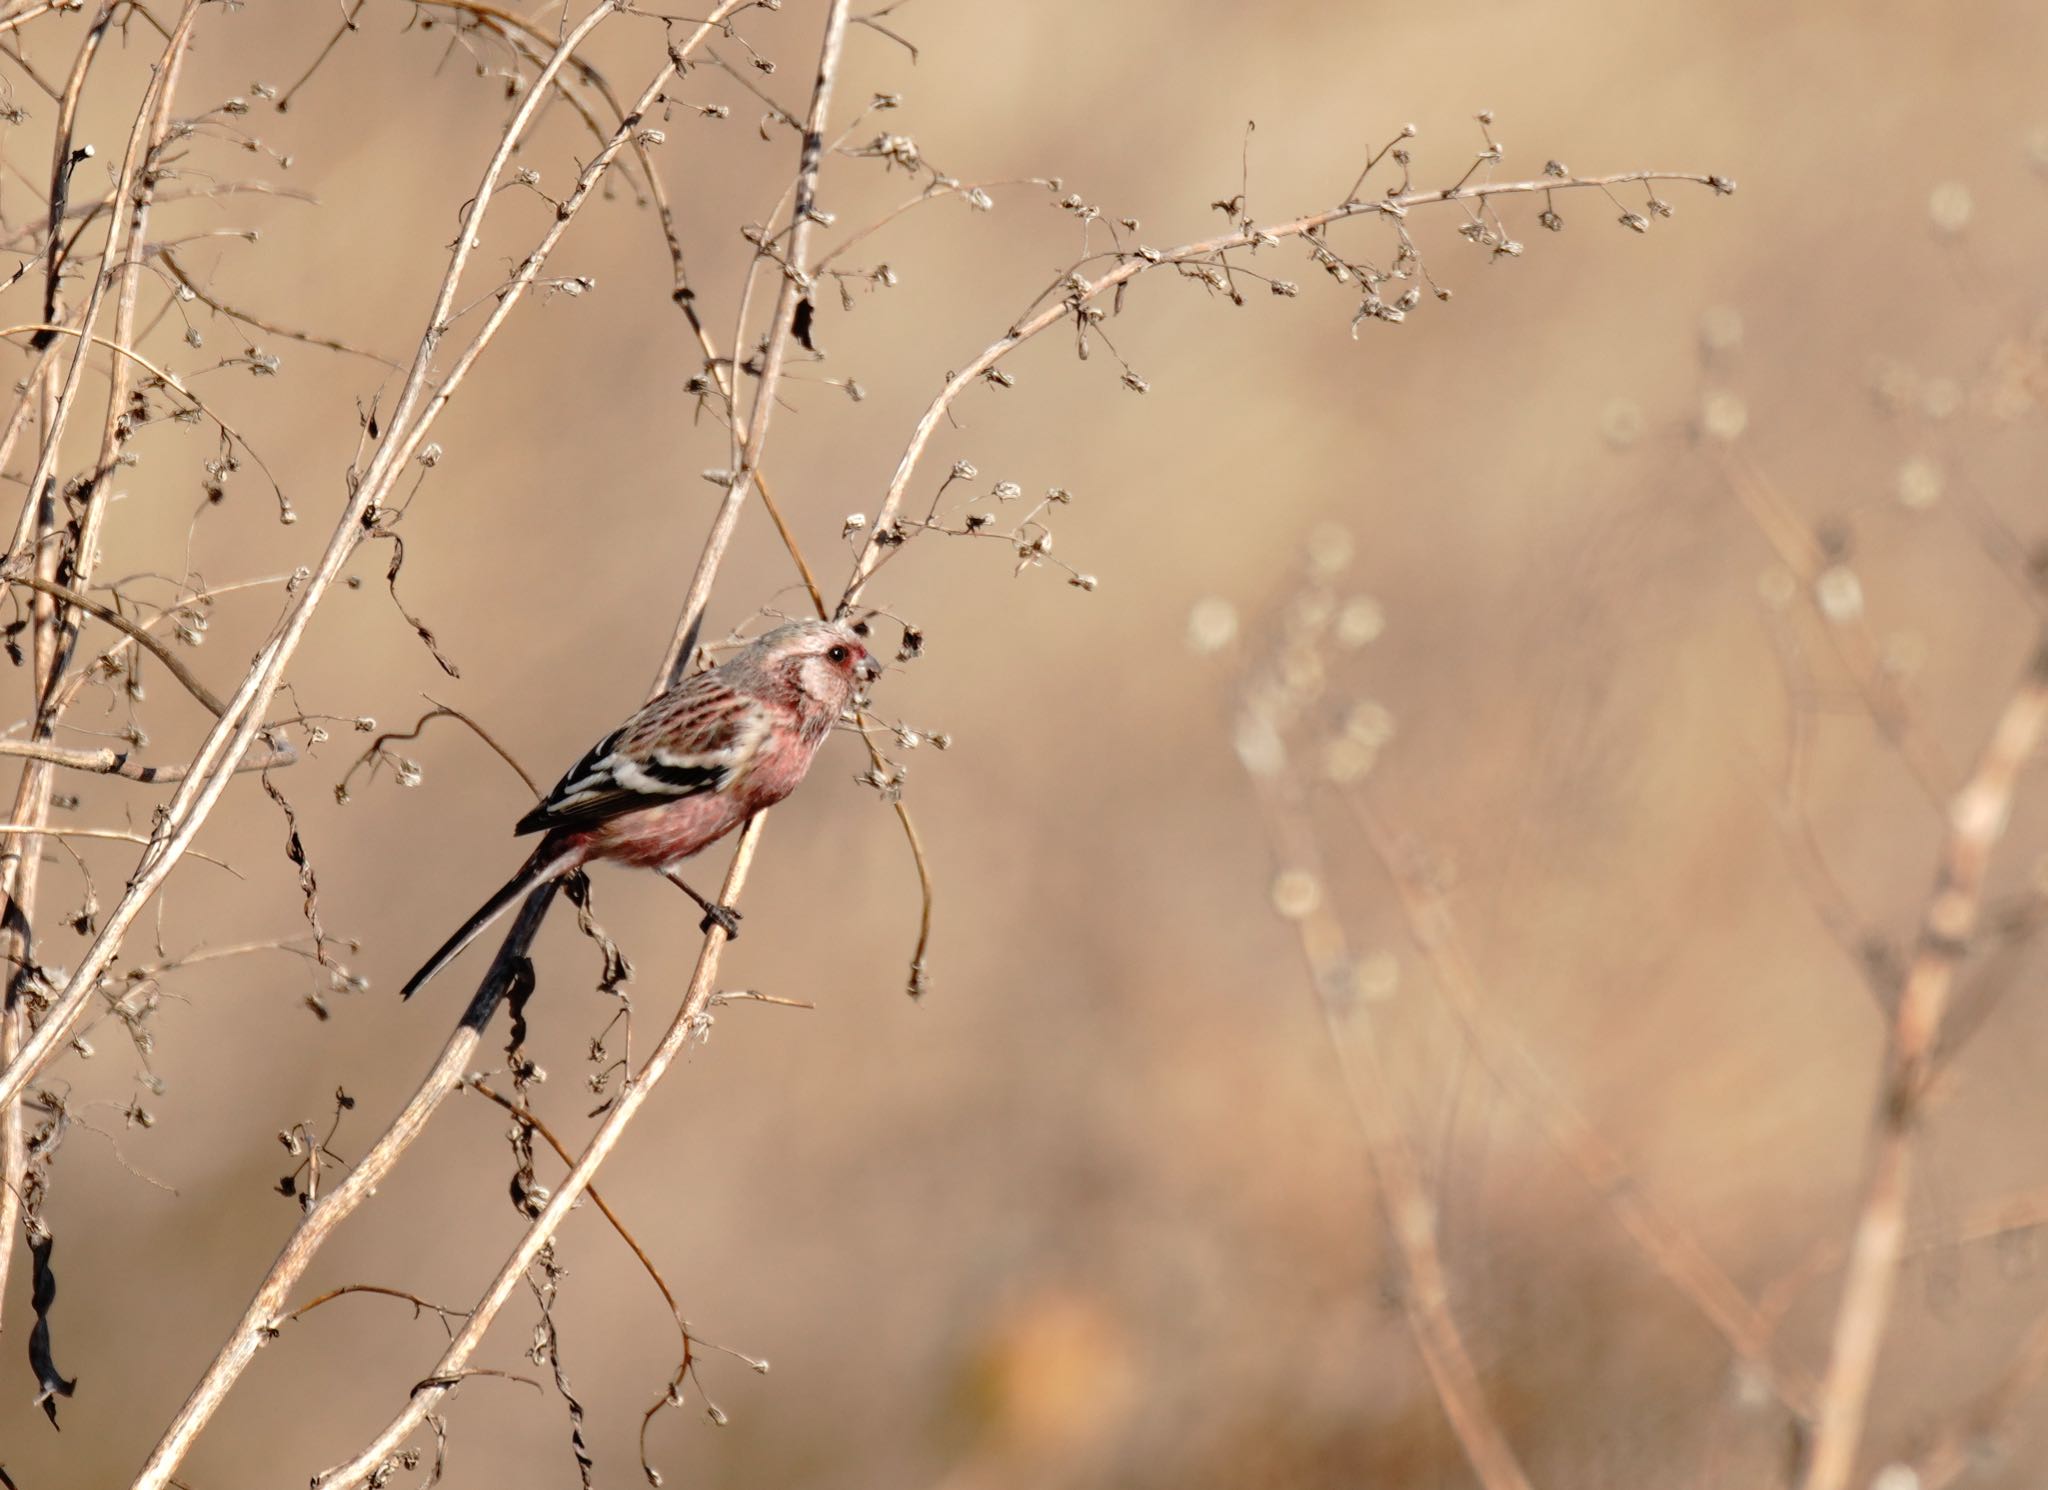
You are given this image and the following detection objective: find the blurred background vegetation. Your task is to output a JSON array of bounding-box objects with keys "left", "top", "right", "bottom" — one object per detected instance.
[{"left": 4, "top": 0, "right": 2048, "bottom": 1485}]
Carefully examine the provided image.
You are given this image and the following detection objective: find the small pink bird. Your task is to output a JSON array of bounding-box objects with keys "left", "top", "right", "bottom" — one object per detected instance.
[{"left": 402, "top": 618, "right": 878, "bottom": 999}]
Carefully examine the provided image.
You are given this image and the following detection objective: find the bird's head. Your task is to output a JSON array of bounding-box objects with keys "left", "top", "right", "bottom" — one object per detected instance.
[{"left": 750, "top": 617, "right": 879, "bottom": 714}]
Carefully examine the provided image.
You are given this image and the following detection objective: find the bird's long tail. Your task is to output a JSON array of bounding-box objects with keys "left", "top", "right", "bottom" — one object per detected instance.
[{"left": 401, "top": 845, "right": 575, "bottom": 1000}]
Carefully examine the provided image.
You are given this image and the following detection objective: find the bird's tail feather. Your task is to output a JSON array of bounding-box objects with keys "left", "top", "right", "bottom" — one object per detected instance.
[{"left": 401, "top": 846, "right": 574, "bottom": 1000}]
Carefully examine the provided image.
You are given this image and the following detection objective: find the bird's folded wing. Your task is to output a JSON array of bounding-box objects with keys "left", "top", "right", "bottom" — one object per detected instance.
[{"left": 514, "top": 689, "right": 766, "bottom": 837}]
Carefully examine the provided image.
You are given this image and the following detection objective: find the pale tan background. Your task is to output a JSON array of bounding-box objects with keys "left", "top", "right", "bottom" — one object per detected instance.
[{"left": 3, "top": 0, "right": 2048, "bottom": 1485}]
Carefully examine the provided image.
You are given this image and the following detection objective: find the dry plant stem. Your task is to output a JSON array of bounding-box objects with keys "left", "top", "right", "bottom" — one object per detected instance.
[
  {"left": 655, "top": 0, "right": 852, "bottom": 688},
  {"left": 5, "top": 573, "right": 230, "bottom": 717},
  {"left": 1910, "top": 1302, "right": 2048, "bottom": 1490},
  {"left": 1344, "top": 790, "right": 1819, "bottom": 1418},
  {"left": 1719, "top": 449, "right": 1956, "bottom": 803},
  {"left": 308, "top": 13, "right": 852, "bottom": 1473},
  {"left": 1252, "top": 779, "right": 1533, "bottom": 1490},
  {"left": 0, "top": 737, "right": 295, "bottom": 782},
  {"left": 132, "top": 1010, "right": 501, "bottom": 1490},
  {"left": 840, "top": 169, "right": 1724, "bottom": 607},
  {"left": 130, "top": 5, "right": 815, "bottom": 1476},
  {"left": 1796, "top": 641, "right": 2048, "bottom": 1490},
  {"left": 0, "top": 0, "right": 200, "bottom": 1342},
  {"left": 0, "top": 0, "right": 734, "bottom": 1118},
  {"left": 310, "top": 822, "right": 764, "bottom": 1490}
]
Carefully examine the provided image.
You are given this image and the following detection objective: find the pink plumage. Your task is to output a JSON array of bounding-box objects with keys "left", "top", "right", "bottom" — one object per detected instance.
[{"left": 402, "top": 618, "right": 877, "bottom": 999}]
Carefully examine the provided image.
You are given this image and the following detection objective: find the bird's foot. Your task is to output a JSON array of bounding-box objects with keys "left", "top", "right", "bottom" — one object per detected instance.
[{"left": 698, "top": 902, "right": 743, "bottom": 940}]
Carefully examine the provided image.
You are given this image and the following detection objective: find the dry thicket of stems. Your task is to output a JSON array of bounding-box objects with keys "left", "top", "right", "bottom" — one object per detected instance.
[
  {"left": 0, "top": 0, "right": 1734, "bottom": 1483},
  {"left": 1222, "top": 240, "right": 2048, "bottom": 1483}
]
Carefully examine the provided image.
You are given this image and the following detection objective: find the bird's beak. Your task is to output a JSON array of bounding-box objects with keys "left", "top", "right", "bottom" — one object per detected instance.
[{"left": 856, "top": 654, "right": 882, "bottom": 684}]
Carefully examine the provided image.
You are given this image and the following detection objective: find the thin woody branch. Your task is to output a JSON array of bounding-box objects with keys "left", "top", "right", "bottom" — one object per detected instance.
[
  {"left": 843, "top": 168, "right": 1733, "bottom": 610},
  {"left": 1797, "top": 639, "right": 2048, "bottom": 1490}
]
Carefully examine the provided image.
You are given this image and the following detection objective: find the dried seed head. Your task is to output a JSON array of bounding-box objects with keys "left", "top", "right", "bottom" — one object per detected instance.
[
  {"left": 1815, "top": 565, "right": 1865, "bottom": 623},
  {"left": 1234, "top": 712, "right": 1285, "bottom": 777},
  {"left": 1334, "top": 596, "right": 1385, "bottom": 647},
  {"left": 1701, "top": 390, "right": 1748, "bottom": 442},
  {"left": 1186, "top": 598, "right": 1239, "bottom": 655},
  {"left": 1895, "top": 456, "right": 1943, "bottom": 510},
  {"left": 1269, "top": 869, "right": 1321, "bottom": 919},
  {"left": 1928, "top": 180, "right": 1973, "bottom": 235}
]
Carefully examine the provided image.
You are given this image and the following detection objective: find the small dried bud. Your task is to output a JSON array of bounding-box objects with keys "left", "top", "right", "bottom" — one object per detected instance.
[
  {"left": 1271, "top": 279, "right": 1300, "bottom": 297},
  {"left": 992, "top": 480, "right": 1023, "bottom": 500},
  {"left": 842, "top": 513, "right": 867, "bottom": 536},
  {"left": 965, "top": 186, "right": 994, "bottom": 211},
  {"left": 1069, "top": 573, "right": 1098, "bottom": 591},
  {"left": 983, "top": 367, "right": 1015, "bottom": 388},
  {"left": 951, "top": 459, "right": 977, "bottom": 480},
  {"left": 1618, "top": 211, "right": 1649, "bottom": 233},
  {"left": 1121, "top": 370, "right": 1150, "bottom": 394},
  {"left": 417, "top": 443, "right": 443, "bottom": 467},
  {"left": 1544, "top": 159, "right": 1568, "bottom": 178}
]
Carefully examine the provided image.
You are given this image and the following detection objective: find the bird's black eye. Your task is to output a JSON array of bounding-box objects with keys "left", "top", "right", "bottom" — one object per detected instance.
[{"left": 827, "top": 644, "right": 850, "bottom": 665}]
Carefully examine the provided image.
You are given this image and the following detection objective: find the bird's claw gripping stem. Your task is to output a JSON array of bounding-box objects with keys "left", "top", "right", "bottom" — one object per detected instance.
[{"left": 698, "top": 902, "right": 743, "bottom": 940}]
